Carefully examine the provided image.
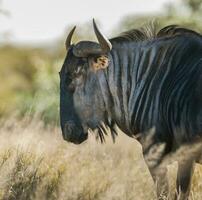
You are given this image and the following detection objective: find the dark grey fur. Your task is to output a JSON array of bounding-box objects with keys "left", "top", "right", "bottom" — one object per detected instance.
[{"left": 60, "top": 25, "right": 202, "bottom": 199}]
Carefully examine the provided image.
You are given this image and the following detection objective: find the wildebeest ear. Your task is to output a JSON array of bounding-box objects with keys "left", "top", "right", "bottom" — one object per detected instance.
[{"left": 89, "top": 55, "right": 109, "bottom": 71}]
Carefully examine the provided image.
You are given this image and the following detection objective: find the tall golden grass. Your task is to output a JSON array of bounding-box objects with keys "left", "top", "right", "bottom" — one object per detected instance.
[{"left": 0, "top": 117, "right": 201, "bottom": 200}]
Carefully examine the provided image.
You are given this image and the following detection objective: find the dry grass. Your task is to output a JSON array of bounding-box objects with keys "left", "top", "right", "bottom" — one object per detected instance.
[{"left": 0, "top": 118, "right": 201, "bottom": 200}]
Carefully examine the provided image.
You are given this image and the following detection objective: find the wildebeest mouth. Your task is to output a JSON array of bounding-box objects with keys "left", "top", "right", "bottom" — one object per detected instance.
[{"left": 62, "top": 121, "right": 88, "bottom": 144}]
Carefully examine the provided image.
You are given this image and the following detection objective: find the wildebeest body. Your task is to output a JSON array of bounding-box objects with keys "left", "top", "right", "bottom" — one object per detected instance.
[
  {"left": 96, "top": 35, "right": 202, "bottom": 146},
  {"left": 60, "top": 23, "right": 202, "bottom": 199}
]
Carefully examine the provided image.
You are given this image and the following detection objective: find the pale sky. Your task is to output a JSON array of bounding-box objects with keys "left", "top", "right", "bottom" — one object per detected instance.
[{"left": 0, "top": 0, "right": 176, "bottom": 44}]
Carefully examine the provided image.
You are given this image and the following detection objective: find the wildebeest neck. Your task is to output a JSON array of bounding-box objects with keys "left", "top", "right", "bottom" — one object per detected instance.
[{"left": 97, "top": 37, "right": 202, "bottom": 141}]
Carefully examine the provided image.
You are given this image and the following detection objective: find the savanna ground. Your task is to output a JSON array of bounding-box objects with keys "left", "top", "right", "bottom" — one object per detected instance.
[{"left": 0, "top": 117, "right": 202, "bottom": 200}]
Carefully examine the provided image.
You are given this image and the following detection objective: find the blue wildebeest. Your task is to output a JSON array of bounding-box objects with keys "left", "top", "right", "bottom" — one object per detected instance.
[{"left": 59, "top": 20, "right": 202, "bottom": 199}]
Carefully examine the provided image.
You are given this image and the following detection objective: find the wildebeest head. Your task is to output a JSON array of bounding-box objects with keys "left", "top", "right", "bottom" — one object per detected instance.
[{"left": 59, "top": 20, "right": 112, "bottom": 144}]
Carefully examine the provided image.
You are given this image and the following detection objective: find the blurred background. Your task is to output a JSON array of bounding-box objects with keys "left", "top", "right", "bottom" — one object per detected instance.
[{"left": 0, "top": 0, "right": 202, "bottom": 125}]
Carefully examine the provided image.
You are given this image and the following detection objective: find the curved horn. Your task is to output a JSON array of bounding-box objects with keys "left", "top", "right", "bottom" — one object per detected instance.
[
  {"left": 65, "top": 26, "right": 76, "bottom": 51},
  {"left": 93, "top": 19, "right": 112, "bottom": 53}
]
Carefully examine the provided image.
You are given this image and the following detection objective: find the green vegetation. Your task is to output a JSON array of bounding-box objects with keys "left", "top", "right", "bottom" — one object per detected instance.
[
  {"left": 116, "top": 0, "right": 202, "bottom": 36},
  {"left": 0, "top": 44, "right": 61, "bottom": 123},
  {"left": 115, "top": 0, "right": 202, "bottom": 34}
]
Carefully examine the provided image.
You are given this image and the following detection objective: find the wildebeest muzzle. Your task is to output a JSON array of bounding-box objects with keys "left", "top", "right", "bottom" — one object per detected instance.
[{"left": 62, "top": 121, "right": 88, "bottom": 144}]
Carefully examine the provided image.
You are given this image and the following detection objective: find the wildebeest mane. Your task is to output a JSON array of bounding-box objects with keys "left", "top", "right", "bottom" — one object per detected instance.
[{"left": 111, "top": 24, "right": 202, "bottom": 43}]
